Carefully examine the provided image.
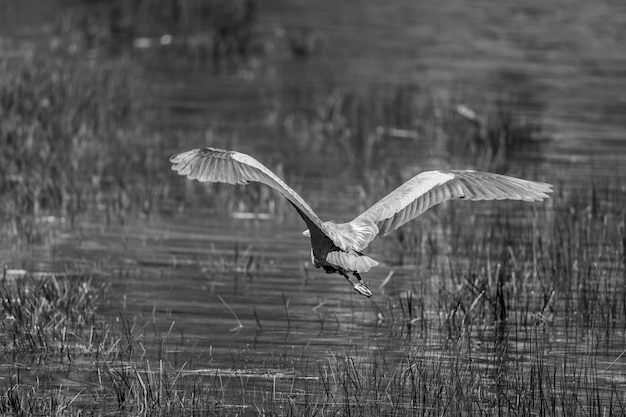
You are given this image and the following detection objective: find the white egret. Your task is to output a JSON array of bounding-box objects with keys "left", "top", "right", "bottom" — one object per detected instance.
[{"left": 171, "top": 147, "right": 552, "bottom": 297}]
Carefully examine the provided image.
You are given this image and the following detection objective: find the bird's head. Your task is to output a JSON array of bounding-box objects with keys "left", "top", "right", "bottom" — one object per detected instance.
[{"left": 302, "top": 229, "right": 311, "bottom": 237}]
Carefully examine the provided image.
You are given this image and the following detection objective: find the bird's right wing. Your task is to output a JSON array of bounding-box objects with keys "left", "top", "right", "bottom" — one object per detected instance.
[
  {"left": 170, "top": 148, "right": 328, "bottom": 232},
  {"left": 349, "top": 170, "right": 553, "bottom": 250}
]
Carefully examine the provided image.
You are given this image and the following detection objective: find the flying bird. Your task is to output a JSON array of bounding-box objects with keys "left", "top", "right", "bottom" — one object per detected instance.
[{"left": 170, "top": 147, "right": 552, "bottom": 297}]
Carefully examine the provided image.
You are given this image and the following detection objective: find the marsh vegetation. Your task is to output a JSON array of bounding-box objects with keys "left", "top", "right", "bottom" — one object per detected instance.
[{"left": 1, "top": 0, "right": 626, "bottom": 415}]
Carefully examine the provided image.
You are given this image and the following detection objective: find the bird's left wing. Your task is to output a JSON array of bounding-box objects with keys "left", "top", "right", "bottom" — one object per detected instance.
[
  {"left": 348, "top": 170, "right": 552, "bottom": 250},
  {"left": 170, "top": 148, "right": 328, "bottom": 232}
]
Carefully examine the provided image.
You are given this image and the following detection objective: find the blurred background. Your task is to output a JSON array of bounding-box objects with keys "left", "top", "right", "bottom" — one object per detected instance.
[{"left": 1, "top": 0, "right": 625, "bottom": 415}]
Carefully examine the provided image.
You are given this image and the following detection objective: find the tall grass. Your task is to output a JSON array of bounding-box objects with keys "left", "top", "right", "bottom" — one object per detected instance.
[
  {"left": 0, "top": 57, "right": 171, "bottom": 243},
  {"left": 0, "top": 272, "right": 105, "bottom": 355}
]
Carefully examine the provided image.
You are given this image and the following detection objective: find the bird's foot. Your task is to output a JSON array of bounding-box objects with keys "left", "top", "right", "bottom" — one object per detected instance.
[{"left": 353, "top": 281, "right": 372, "bottom": 298}]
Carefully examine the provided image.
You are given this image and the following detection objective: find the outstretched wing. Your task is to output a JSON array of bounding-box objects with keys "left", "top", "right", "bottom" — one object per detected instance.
[
  {"left": 170, "top": 148, "right": 328, "bottom": 233},
  {"left": 348, "top": 170, "right": 552, "bottom": 250}
]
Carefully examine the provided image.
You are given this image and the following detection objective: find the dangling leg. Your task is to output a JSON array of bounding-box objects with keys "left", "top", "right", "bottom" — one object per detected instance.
[
  {"left": 338, "top": 269, "right": 353, "bottom": 284},
  {"left": 339, "top": 270, "right": 372, "bottom": 298},
  {"left": 352, "top": 272, "right": 371, "bottom": 296}
]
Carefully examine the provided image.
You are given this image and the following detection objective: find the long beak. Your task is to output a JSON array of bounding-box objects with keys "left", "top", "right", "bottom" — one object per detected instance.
[{"left": 302, "top": 229, "right": 311, "bottom": 237}]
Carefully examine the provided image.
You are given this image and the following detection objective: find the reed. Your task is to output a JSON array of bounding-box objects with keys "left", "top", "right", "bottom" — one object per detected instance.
[
  {"left": 0, "top": 56, "right": 171, "bottom": 243},
  {"left": 0, "top": 272, "right": 105, "bottom": 355}
]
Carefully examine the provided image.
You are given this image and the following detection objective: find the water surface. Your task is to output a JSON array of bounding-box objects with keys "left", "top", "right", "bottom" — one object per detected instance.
[{"left": 2, "top": 0, "right": 626, "bottom": 413}]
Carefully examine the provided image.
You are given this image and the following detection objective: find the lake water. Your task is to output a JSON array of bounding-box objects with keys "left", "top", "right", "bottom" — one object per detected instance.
[{"left": 2, "top": 0, "right": 626, "bottom": 414}]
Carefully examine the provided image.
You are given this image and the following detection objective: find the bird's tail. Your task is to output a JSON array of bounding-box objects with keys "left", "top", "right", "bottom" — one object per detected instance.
[{"left": 326, "top": 251, "right": 379, "bottom": 273}]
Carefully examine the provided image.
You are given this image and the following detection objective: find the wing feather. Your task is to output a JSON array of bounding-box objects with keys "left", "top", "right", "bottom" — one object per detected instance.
[
  {"left": 351, "top": 170, "right": 552, "bottom": 247},
  {"left": 170, "top": 148, "right": 327, "bottom": 232}
]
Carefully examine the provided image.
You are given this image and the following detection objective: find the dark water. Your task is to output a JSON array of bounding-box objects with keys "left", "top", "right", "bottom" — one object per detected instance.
[{"left": 2, "top": 0, "right": 626, "bottom": 413}]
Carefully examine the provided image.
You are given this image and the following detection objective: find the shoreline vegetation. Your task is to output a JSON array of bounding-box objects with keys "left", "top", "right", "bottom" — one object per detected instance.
[
  {"left": 2, "top": 195, "right": 625, "bottom": 415},
  {"left": 2, "top": 0, "right": 625, "bottom": 415},
  {"left": 0, "top": 54, "right": 550, "bottom": 243}
]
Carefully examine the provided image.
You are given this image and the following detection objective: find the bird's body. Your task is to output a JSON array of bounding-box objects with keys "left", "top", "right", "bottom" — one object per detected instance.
[{"left": 171, "top": 147, "right": 553, "bottom": 297}]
